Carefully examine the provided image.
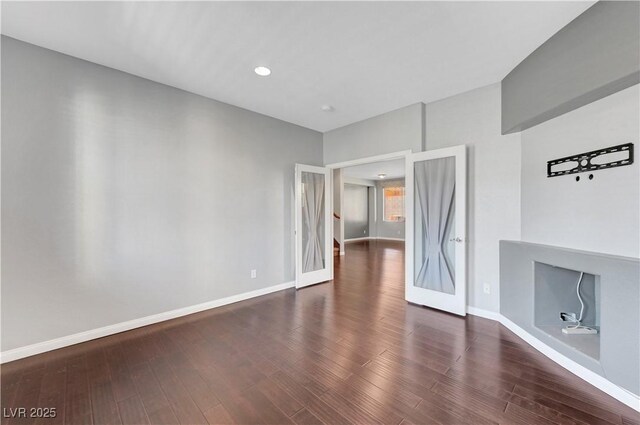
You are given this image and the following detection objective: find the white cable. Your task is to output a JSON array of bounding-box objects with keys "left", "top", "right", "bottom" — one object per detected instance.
[
  {"left": 566, "top": 272, "right": 596, "bottom": 331},
  {"left": 576, "top": 271, "right": 585, "bottom": 323}
]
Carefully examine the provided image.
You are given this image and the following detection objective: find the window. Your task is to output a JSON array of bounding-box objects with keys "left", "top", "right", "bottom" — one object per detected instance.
[{"left": 383, "top": 186, "right": 405, "bottom": 222}]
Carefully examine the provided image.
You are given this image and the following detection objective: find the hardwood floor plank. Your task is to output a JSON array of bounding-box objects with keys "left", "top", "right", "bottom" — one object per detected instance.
[
  {"left": 291, "top": 408, "right": 325, "bottom": 425},
  {"left": 203, "top": 404, "right": 236, "bottom": 425},
  {"left": 433, "top": 375, "right": 509, "bottom": 416},
  {"left": 508, "top": 393, "right": 596, "bottom": 425},
  {"left": 326, "top": 376, "right": 405, "bottom": 425},
  {"left": 253, "top": 378, "right": 304, "bottom": 417},
  {"left": 216, "top": 385, "right": 293, "bottom": 425},
  {"left": 318, "top": 389, "right": 387, "bottom": 425},
  {"left": 7, "top": 370, "right": 45, "bottom": 425},
  {"left": 270, "top": 371, "right": 353, "bottom": 425},
  {"left": 148, "top": 357, "right": 207, "bottom": 425},
  {"left": 622, "top": 414, "right": 640, "bottom": 425},
  {"left": 64, "top": 357, "right": 92, "bottom": 425},
  {"left": 89, "top": 381, "right": 122, "bottom": 425},
  {"left": 117, "top": 395, "right": 150, "bottom": 425},
  {"left": 33, "top": 369, "right": 66, "bottom": 425},
  {"left": 145, "top": 406, "right": 180, "bottom": 425},
  {"left": 344, "top": 370, "right": 422, "bottom": 410},
  {"left": 445, "top": 364, "right": 515, "bottom": 401},
  {"left": 512, "top": 385, "right": 621, "bottom": 425},
  {"left": 129, "top": 362, "right": 171, "bottom": 416},
  {"left": 414, "top": 397, "right": 496, "bottom": 425},
  {"left": 502, "top": 402, "right": 561, "bottom": 425}
]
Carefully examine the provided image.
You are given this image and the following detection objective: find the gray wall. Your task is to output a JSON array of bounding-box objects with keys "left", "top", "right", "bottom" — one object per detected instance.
[
  {"left": 375, "top": 179, "right": 405, "bottom": 240},
  {"left": 323, "top": 103, "right": 423, "bottom": 165},
  {"left": 343, "top": 184, "right": 369, "bottom": 239},
  {"left": 368, "top": 186, "right": 377, "bottom": 238},
  {"left": 1, "top": 37, "right": 323, "bottom": 351},
  {"left": 502, "top": 1, "right": 640, "bottom": 134},
  {"left": 425, "top": 83, "right": 521, "bottom": 313},
  {"left": 521, "top": 84, "right": 639, "bottom": 258}
]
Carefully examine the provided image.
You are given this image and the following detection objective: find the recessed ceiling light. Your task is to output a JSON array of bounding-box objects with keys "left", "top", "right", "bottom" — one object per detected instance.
[
  {"left": 321, "top": 104, "right": 334, "bottom": 112},
  {"left": 254, "top": 66, "right": 271, "bottom": 76},
  {"left": 378, "top": 174, "right": 386, "bottom": 179}
]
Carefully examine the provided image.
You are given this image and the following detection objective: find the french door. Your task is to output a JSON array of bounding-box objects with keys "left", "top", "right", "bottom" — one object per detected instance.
[
  {"left": 405, "top": 145, "right": 467, "bottom": 315},
  {"left": 295, "top": 164, "right": 333, "bottom": 289}
]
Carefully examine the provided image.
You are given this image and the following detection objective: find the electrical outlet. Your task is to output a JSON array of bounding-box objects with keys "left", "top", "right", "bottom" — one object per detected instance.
[
  {"left": 250, "top": 269, "right": 257, "bottom": 279},
  {"left": 560, "top": 312, "right": 577, "bottom": 322},
  {"left": 483, "top": 283, "right": 491, "bottom": 294}
]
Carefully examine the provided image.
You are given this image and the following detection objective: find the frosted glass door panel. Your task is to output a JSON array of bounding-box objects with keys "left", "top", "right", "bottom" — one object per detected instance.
[
  {"left": 413, "top": 157, "right": 456, "bottom": 294},
  {"left": 301, "top": 171, "right": 326, "bottom": 273},
  {"left": 405, "top": 145, "right": 466, "bottom": 316},
  {"left": 295, "top": 164, "right": 332, "bottom": 289}
]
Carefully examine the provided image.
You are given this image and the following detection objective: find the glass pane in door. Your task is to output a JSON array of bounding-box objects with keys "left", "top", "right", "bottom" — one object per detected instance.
[
  {"left": 301, "top": 171, "right": 326, "bottom": 272},
  {"left": 413, "top": 157, "right": 456, "bottom": 294}
]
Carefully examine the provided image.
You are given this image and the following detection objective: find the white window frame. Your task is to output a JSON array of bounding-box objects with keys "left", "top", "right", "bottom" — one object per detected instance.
[{"left": 382, "top": 186, "right": 405, "bottom": 222}]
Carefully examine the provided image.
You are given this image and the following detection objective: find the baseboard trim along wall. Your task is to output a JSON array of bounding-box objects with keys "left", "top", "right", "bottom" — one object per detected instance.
[
  {"left": 0, "top": 281, "right": 295, "bottom": 364},
  {"left": 344, "top": 237, "right": 405, "bottom": 242},
  {"left": 467, "top": 306, "right": 640, "bottom": 412}
]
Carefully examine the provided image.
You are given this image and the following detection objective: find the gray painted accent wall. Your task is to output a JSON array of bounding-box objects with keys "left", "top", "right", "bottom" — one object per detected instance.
[
  {"left": 1, "top": 37, "right": 323, "bottom": 351},
  {"left": 502, "top": 1, "right": 640, "bottom": 134},
  {"left": 520, "top": 84, "right": 639, "bottom": 258},
  {"left": 368, "top": 186, "right": 377, "bottom": 238},
  {"left": 323, "top": 103, "right": 422, "bottom": 164}
]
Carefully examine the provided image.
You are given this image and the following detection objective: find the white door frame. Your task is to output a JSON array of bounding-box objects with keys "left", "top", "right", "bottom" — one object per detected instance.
[
  {"left": 325, "top": 150, "right": 412, "bottom": 255},
  {"left": 325, "top": 150, "right": 413, "bottom": 170},
  {"left": 295, "top": 164, "right": 333, "bottom": 289},
  {"left": 405, "top": 145, "right": 467, "bottom": 316}
]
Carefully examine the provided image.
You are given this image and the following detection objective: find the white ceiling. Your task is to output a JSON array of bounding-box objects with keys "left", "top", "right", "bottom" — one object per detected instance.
[
  {"left": 1, "top": 1, "right": 593, "bottom": 132},
  {"left": 343, "top": 159, "right": 405, "bottom": 181}
]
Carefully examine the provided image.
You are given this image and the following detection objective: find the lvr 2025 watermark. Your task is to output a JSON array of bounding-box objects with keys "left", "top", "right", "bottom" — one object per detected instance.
[{"left": 3, "top": 408, "right": 57, "bottom": 418}]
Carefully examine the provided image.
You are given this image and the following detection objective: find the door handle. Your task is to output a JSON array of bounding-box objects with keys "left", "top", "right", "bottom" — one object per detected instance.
[{"left": 449, "top": 237, "right": 463, "bottom": 243}]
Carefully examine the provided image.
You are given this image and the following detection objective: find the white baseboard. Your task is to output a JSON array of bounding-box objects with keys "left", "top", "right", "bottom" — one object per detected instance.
[
  {"left": 466, "top": 305, "right": 502, "bottom": 322},
  {"left": 344, "top": 237, "right": 372, "bottom": 242},
  {"left": 0, "top": 281, "right": 295, "bottom": 364},
  {"left": 466, "top": 306, "right": 640, "bottom": 412},
  {"left": 344, "top": 237, "right": 405, "bottom": 242}
]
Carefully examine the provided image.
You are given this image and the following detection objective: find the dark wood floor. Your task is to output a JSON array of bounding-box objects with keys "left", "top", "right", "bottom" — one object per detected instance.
[{"left": 2, "top": 240, "right": 638, "bottom": 425}]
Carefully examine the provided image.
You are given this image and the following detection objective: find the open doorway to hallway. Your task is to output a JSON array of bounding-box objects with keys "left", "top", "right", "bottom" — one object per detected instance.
[
  {"left": 332, "top": 158, "right": 406, "bottom": 261},
  {"left": 324, "top": 146, "right": 467, "bottom": 316}
]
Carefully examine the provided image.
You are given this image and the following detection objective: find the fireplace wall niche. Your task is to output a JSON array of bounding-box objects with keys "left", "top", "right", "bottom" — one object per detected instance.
[{"left": 500, "top": 240, "right": 639, "bottom": 398}]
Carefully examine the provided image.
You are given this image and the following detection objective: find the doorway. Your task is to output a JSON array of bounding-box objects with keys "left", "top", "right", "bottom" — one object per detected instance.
[
  {"left": 336, "top": 157, "right": 406, "bottom": 252},
  {"left": 327, "top": 151, "right": 410, "bottom": 259},
  {"left": 295, "top": 146, "right": 467, "bottom": 316}
]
